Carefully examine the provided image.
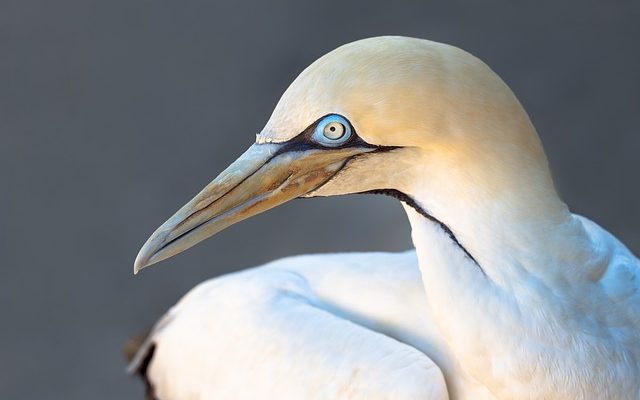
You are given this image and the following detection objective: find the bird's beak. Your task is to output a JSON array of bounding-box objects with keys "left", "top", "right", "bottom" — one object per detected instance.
[{"left": 134, "top": 142, "right": 372, "bottom": 273}]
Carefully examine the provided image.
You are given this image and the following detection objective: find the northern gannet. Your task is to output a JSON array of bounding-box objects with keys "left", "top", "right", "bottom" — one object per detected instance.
[{"left": 129, "top": 36, "right": 640, "bottom": 399}]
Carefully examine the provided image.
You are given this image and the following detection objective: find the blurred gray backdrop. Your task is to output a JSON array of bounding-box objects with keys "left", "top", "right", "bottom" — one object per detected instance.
[{"left": 1, "top": 1, "right": 639, "bottom": 398}]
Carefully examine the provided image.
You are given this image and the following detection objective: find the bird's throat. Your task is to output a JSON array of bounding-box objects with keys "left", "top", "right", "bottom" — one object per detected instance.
[{"left": 363, "top": 189, "right": 485, "bottom": 275}]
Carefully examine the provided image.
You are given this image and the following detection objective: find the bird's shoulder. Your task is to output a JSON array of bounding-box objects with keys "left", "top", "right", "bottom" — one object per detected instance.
[
  {"left": 577, "top": 215, "right": 640, "bottom": 295},
  {"left": 575, "top": 216, "right": 640, "bottom": 348}
]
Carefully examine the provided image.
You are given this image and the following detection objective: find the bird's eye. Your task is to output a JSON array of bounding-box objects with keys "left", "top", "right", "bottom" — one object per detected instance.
[
  {"left": 313, "top": 115, "right": 352, "bottom": 146},
  {"left": 323, "top": 122, "right": 345, "bottom": 140}
]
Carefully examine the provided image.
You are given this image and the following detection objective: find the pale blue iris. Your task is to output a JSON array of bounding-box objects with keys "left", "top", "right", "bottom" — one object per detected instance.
[{"left": 312, "top": 114, "right": 352, "bottom": 146}]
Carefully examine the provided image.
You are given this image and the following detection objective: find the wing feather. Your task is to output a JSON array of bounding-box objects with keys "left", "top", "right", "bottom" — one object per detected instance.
[{"left": 129, "top": 251, "right": 448, "bottom": 399}]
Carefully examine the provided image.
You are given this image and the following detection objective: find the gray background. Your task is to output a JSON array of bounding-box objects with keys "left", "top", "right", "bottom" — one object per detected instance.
[{"left": 1, "top": 1, "right": 638, "bottom": 398}]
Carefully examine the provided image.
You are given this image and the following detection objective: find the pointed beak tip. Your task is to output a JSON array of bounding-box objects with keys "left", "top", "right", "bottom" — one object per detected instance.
[
  {"left": 133, "top": 256, "right": 146, "bottom": 275},
  {"left": 133, "top": 246, "right": 154, "bottom": 275},
  {"left": 133, "top": 226, "right": 172, "bottom": 275},
  {"left": 132, "top": 263, "right": 142, "bottom": 275}
]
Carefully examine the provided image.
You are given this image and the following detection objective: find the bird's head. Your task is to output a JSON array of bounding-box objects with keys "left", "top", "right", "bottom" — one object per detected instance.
[{"left": 134, "top": 36, "right": 559, "bottom": 273}]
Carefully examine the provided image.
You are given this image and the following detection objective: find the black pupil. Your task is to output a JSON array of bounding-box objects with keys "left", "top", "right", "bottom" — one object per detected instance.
[{"left": 330, "top": 126, "right": 336, "bottom": 131}]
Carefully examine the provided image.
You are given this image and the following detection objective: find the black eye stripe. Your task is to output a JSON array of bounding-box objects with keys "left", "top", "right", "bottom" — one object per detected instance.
[
  {"left": 281, "top": 114, "right": 368, "bottom": 149},
  {"left": 269, "top": 113, "right": 400, "bottom": 158}
]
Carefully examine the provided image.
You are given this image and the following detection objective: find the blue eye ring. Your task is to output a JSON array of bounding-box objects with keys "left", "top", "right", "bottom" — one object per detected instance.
[{"left": 312, "top": 115, "right": 352, "bottom": 146}]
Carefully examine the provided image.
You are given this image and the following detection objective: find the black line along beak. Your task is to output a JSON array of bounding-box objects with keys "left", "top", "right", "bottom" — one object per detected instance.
[{"left": 133, "top": 142, "right": 375, "bottom": 273}]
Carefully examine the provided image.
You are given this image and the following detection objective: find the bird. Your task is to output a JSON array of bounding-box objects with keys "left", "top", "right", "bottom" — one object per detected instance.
[{"left": 128, "top": 36, "right": 640, "bottom": 399}]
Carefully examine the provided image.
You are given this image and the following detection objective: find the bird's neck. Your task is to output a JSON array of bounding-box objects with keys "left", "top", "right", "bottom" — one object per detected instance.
[
  {"left": 401, "top": 154, "right": 607, "bottom": 394},
  {"left": 399, "top": 143, "right": 595, "bottom": 286},
  {"left": 407, "top": 194, "right": 587, "bottom": 284},
  {"left": 402, "top": 193, "right": 590, "bottom": 296}
]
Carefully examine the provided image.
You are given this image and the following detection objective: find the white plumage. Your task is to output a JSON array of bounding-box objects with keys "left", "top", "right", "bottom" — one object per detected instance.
[
  {"left": 132, "top": 252, "right": 449, "bottom": 399},
  {"left": 131, "top": 37, "right": 640, "bottom": 399}
]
